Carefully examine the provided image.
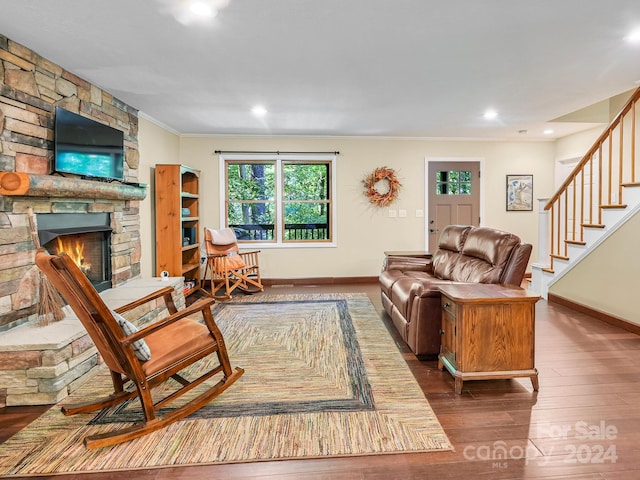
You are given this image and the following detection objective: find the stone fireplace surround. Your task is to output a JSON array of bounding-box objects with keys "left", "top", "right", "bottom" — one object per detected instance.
[{"left": 0, "top": 34, "right": 179, "bottom": 407}]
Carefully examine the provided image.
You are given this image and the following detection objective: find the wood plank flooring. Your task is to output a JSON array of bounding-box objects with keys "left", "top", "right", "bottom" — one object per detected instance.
[{"left": 2, "top": 283, "right": 640, "bottom": 479}]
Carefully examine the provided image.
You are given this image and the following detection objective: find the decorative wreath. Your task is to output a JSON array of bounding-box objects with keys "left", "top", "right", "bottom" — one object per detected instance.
[{"left": 363, "top": 166, "right": 401, "bottom": 207}]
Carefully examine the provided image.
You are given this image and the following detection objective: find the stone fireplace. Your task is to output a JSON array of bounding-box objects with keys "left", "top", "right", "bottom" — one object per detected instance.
[
  {"left": 0, "top": 33, "right": 164, "bottom": 407},
  {"left": 0, "top": 178, "right": 150, "bottom": 406}
]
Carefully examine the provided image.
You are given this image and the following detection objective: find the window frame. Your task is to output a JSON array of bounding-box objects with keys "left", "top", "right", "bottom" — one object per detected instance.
[{"left": 219, "top": 153, "right": 337, "bottom": 248}]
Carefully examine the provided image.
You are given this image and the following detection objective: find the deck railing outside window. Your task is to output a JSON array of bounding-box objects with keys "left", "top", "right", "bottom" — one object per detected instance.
[{"left": 230, "top": 223, "right": 329, "bottom": 241}]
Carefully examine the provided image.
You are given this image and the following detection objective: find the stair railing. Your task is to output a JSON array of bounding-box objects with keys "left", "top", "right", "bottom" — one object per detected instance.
[{"left": 543, "top": 87, "right": 640, "bottom": 272}]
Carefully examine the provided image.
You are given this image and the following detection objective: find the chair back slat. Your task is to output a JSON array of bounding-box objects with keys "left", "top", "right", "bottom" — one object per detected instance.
[{"left": 35, "top": 252, "right": 128, "bottom": 374}]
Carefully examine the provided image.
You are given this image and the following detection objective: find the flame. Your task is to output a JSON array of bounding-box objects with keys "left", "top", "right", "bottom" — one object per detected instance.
[{"left": 55, "top": 236, "right": 92, "bottom": 275}]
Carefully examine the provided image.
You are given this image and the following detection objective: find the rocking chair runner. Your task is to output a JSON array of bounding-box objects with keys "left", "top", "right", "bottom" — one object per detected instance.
[
  {"left": 201, "top": 227, "right": 264, "bottom": 300},
  {"left": 35, "top": 251, "right": 244, "bottom": 449}
]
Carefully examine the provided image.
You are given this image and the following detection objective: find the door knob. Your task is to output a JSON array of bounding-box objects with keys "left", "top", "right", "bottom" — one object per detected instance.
[{"left": 429, "top": 228, "right": 438, "bottom": 233}]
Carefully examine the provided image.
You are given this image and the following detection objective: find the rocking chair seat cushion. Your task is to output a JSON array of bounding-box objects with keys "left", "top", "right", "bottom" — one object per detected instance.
[
  {"left": 223, "top": 252, "right": 246, "bottom": 271},
  {"left": 142, "top": 319, "right": 214, "bottom": 376},
  {"left": 112, "top": 311, "right": 152, "bottom": 361}
]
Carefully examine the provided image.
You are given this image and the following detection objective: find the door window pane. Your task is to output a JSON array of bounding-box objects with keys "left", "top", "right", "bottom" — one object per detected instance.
[{"left": 436, "top": 170, "right": 472, "bottom": 195}]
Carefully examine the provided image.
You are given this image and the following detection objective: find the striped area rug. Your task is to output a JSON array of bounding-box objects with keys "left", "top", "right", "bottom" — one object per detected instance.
[{"left": 0, "top": 293, "right": 451, "bottom": 476}]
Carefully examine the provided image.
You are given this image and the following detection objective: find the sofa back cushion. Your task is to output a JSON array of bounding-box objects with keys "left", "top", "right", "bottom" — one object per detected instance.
[
  {"left": 450, "top": 227, "right": 521, "bottom": 283},
  {"left": 431, "top": 225, "right": 472, "bottom": 279}
]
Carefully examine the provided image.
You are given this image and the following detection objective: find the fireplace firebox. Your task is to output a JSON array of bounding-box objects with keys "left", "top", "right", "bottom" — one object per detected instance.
[{"left": 37, "top": 213, "right": 113, "bottom": 292}]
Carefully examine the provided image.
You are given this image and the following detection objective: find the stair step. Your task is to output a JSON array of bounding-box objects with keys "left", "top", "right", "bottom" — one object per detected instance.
[
  {"left": 601, "top": 204, "right": 627, "bottom": 209},
  {"left": 565, "top": 240, "right": 586, "bottom": 246},
  {"left": 550, "top": 254, "right": 569, "bottom": 261},
  {"left": 582, "top": 223, "right": 605, "bottom": 228},
  {"left": 542, "top": 267, "right": 555, "bottom": 274}
]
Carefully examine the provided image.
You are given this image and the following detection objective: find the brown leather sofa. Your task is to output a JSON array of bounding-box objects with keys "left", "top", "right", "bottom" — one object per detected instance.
[{"left": 379, "top": 225, "right": 532, "bottom": 357}]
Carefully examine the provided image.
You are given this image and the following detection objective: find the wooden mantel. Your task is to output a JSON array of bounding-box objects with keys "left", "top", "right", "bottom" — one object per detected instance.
[{"left": 0, "top": 172, "right": 147, "bottom": 201}]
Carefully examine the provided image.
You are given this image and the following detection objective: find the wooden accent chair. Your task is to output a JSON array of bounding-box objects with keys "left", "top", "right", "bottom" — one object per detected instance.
[
  {"left": 35, "top": 251, "right": 244, "bottom": 449},
  {"left": 201, "top": 227, "right": 264, "bottom": 300}
]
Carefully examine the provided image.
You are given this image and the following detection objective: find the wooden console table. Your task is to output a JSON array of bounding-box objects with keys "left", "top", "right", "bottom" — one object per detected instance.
[{"left": 438, "top": 284, "right": 540, "bottom": 394}]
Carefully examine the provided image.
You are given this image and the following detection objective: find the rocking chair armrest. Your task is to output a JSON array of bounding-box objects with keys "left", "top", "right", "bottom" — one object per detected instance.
[
  {"left": 119, "top": 296, "right": 217, "bottom": 346},
  {"left": 113, "top": 286, "right": 176, "bottom": 315},
  {"left": 238, "top": 250, "right": 261, "bottom": 255}
]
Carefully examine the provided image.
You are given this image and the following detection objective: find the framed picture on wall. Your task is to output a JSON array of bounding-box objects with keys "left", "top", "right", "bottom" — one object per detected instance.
[{"left": 506, "top": 174, "right": 533, "bottom": 211}]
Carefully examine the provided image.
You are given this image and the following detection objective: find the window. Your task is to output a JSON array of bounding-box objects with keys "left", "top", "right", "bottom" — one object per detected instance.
[
  {"left": 220, "top": 153, "right": 336, "bottom": 246},
  {"left": 436, "top": 170, "right": 472, "bottom": 195}
]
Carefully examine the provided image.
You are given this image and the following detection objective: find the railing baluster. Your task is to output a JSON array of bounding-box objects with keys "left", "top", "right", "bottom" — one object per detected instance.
[
  {"left": 619, "top": 116, "right": 624, "bottom": 203},
  {"left": 571, "top": 176, "right": 577, "bottom": 242},
  {"left": 633, "top": 101, "right": 637, "bottom": 183},
  {"left": 583, "top": 155, "right": 593, "bottom": 228},
  {"left": 580, "top": 168, "right": 584, "bottom": 242},
  {"left": 598, "top": 143, "right": 603, "bottom": 225},
  {"left": 608, "top": 130, "right": 613, "bottom": 205}
]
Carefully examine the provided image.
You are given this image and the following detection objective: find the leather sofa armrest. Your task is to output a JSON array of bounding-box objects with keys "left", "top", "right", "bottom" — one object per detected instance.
[
  {"left": 500, "top": 243, "right": 532, "bottom": 286},
  {"left": 383, "top": 254, "right": 433, "bottom": 273}
]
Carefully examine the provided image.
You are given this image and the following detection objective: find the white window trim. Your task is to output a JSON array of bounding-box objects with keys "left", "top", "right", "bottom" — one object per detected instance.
[{"left": 218, "top": 153, "right": 337, "bottom": 248}]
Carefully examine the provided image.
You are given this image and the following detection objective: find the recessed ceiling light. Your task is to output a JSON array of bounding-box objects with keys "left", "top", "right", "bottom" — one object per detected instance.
[
  {"left": 543, "top": 129, "right": 554, "bottom": 135},
  {"left": 627, "top": 28, "right": 640, "bottom": 43},
  {"left": 189, "top": 1, "right": 215, "bottom": 17},
  {"left": 251, "top": 105, "right": 267, "bottom": 117},
  {"left": 483, "top": 109, "right": 498, "bottom": 120}
]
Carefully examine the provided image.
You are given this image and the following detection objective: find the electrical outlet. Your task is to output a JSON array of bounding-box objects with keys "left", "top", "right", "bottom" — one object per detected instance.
[
  {"left": 398, "top": 209, "right": 407, "bottom": 218},
  {"left": 415, "top": 209, "right": 424, "bottom": 217},
  {"left": 388, "top": 209, "right": 397, "bottom": 218}
]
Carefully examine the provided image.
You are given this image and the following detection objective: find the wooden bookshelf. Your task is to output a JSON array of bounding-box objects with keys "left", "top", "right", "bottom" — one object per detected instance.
[{"left": 155, "top": 164, "right": 201, "bottom": 296}]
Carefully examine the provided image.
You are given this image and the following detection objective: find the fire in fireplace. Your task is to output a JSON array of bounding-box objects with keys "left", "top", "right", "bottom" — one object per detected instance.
[{"left": 37, "top": 213, "right": 113, "bottom": 292}]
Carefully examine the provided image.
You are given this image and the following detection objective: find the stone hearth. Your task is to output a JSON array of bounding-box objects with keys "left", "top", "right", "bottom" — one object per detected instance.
[{"left": 0, "top": 277, "right": 185, "bottom": 406}]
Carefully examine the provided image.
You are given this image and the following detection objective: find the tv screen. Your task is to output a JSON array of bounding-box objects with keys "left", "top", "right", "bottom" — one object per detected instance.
[{"left": 54, "top": 107, "right": 124, "bottom": 181}]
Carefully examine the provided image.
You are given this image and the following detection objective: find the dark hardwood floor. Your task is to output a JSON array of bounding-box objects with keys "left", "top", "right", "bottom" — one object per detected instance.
[{"left": 2, "top": 282, "right": 640, "bottom": 479}]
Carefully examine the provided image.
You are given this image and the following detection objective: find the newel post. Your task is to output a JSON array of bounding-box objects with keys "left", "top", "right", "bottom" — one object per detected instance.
[{"left": 537, "top": 198, "right": 550, "bottom": 266}]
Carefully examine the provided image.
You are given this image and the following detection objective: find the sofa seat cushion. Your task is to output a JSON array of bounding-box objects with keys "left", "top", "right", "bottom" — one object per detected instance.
[
  {"left": 390, "top": 276, "right": 452, "bottom": 319},
  {"left": 379, "top": 269, "right": 407, "bottom": 297}
]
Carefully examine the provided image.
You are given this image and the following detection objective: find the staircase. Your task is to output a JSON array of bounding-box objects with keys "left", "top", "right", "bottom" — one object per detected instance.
[{"left": 531, "top": 87, "right": 640, "bottom": 298}]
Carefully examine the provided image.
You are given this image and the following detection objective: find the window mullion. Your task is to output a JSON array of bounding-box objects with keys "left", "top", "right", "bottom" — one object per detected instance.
[{"left": 275, "top": 157, "right": 284, "bottom": 244}]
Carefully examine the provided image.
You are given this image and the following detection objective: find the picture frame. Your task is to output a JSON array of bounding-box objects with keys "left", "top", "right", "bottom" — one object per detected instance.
[{"left": 506, "top": 174, "right": 533, "bottom": 211}]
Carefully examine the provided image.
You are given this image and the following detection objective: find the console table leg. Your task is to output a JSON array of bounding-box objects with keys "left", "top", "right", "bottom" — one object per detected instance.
[
  {"left": 454, "top": 377, "right": 463, "bottom": 394},
  {"left": 531, "top": 374, "right": 539, "bottom": 392}
]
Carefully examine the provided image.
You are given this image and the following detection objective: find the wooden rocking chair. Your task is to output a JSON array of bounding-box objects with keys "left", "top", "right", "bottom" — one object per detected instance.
[
  {"left": 201, "top": 227, "right": 264, "bottom": 300},
  {"left": 35, "top": 251, "right": 244, "bottom": 449}
]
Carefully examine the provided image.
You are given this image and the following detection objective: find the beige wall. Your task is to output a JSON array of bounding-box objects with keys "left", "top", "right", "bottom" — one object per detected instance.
[
  {"left": 137, "top": 115, "right": 181, "bottom": 278},
  {"left": 138, "top": 122, "right": 557, "bottom": 279},
  {"left": 549, "top": 210, "right": 640, "bottom": 324}
]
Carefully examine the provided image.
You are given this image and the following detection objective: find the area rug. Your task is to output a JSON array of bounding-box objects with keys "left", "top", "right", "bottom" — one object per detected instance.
[{"left": 0, "top": 293, "right": 451, "bottom": 476}]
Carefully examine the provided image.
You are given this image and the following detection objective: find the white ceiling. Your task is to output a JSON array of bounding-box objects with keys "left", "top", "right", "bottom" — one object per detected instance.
[{"left": 1, "top": 0, "right": 640, "bottom": 140}]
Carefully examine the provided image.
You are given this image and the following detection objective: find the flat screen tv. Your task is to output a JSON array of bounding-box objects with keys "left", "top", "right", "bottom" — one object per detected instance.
[{"left": 54, "top": 106, "right": 124, "bottom": 181}]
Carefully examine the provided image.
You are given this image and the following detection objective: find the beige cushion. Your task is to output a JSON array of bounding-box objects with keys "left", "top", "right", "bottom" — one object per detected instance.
[{"left": 207, "top": 228, "right": 237, "bottom": 245}]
